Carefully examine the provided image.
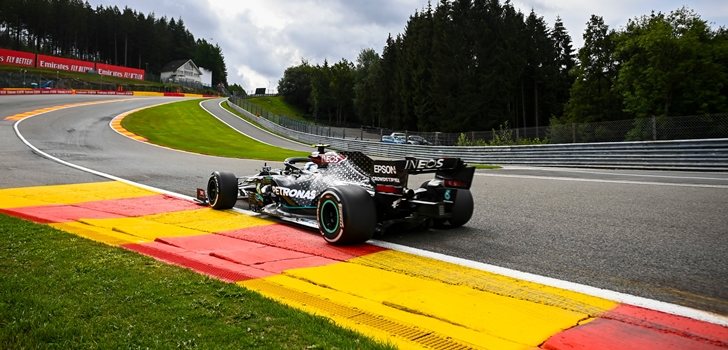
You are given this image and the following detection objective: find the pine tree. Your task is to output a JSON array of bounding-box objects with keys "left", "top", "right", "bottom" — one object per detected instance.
[
  {"left": 551, "top": 16, "right": 576, "bottom": 118},
  {"left": 562, "top": 15, "right": 624, "bottom": 123}
]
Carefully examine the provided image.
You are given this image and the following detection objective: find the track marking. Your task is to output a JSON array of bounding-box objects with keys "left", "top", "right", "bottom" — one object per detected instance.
[
  {"left": 369, "top": 240, "right": 728, "bottom": 327},
  {"left": 503, "top": 166, "right": 728, "bottom": 181},
  {"left": 10, "top": 97, "right": 728, "bottom": 331},
  {"left": 475, "top": 172, "right": 728, "bottom": 189},
  {"left": 108, "top": 100, "right": 184, "bottom": 143},
  {"left": 3, "top": 98, "right": 135, "bottom": 121},
  {"left": 107, "top": 98, "right": 299, "bottom": 162},
  {"left": 211, "top": 99, "right": 311, "bottom": 148}
]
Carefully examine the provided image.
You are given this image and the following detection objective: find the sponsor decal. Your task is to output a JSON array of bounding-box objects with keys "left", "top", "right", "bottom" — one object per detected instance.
[
  {"left": 371, "top": 176, "right": 401, "bottom": 184},
  {"left": 272, "top": 186, "right": 317, "bottom": 200},
  {"left": 405, "top": 158, "right": 445, "bottom": 170},
  {"left": 321, "top": 152, "right": 346, "bottom": 164},
  {"left": 373, "top": 164, "right": 398, "bottom": 175}
]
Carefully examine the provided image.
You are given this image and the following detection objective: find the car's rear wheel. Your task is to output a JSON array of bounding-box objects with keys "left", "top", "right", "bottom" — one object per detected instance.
[
  {"left": 207, "top": 171, "right": 238, "bottom": 209},
  {"left": 317, "top": 185, "right": 376, "bottom": 245},
  {"left": 433, "top": 189, "right": 473, "bottom": 229}
]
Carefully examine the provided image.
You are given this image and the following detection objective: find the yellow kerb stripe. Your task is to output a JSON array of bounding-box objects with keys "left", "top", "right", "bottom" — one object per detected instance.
[
  {"left": 241, "top": 250, "right": 617, "bottom": 349},
  {"left": 0, "top": 181, "right": 155, "bottom": 209}
]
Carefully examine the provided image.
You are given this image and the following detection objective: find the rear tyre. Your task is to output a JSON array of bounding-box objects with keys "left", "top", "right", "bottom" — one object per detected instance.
[
  {"left": 207, "top": 171, "right": 238, "bottom": 209},
  {"left": 433, "top": 189, "right": 473, "bottom": 229},
  {"left": 317, "top": 185, "right": 376, "bottom": 245}
]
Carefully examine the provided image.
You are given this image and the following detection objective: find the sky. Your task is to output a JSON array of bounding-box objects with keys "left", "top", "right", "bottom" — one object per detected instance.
[{"left": 86, "top": 0, "right": 728, "bottom": 93}]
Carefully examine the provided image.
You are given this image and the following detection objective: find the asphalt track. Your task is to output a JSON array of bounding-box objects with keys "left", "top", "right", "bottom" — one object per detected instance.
[{"left": 2, "top": 95, "right": 727, "bottom": 347}]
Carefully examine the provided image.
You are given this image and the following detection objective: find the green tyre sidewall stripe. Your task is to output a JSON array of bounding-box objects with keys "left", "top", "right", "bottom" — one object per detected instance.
[{"left": 319, "top": 198, "right": 340, "bottom": 236}]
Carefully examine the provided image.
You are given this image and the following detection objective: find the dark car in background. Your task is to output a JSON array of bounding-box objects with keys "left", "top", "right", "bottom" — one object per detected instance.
[{"left": 407, "top": 135, "right": 431, "bottom": 145}]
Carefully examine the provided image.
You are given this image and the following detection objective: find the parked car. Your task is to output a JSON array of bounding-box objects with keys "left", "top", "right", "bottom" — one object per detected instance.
[
  {"left": 407, "top": 135, "right": 431, "bottom": 145},
  {"left": 390, "top": 132, "right": 407, "bottom": 143},
  {"left": 382, "top": 134, "right": 406, "bottom": 144}
]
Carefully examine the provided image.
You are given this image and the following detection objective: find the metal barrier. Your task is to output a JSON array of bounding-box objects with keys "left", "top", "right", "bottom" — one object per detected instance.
[{"left": 228, "top": 101, "right": 728, "bottom": 171}]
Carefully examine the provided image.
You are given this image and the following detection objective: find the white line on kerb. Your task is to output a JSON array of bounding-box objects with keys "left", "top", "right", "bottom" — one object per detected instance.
[
  {"left": 12, "top": 101, "right": 728, "bottom": 327},
  {"left": 476, "top": 172, "right": 728, "bottom": 189}
]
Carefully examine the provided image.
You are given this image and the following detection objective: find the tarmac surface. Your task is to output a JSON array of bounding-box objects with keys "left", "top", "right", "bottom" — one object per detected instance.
[{"left": 2, "top": 95, "right": 727, "bottom": 321}]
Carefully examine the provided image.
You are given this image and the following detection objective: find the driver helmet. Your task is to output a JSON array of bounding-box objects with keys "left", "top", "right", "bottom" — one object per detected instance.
[
  {"left": 309, "top": 151, "right": 323, "bottom": 165},
  {"left": 304, "top": 162, "right": 319, "bottom": 173}
]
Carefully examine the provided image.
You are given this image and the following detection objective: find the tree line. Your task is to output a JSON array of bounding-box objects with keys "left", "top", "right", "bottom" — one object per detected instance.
[
  {"left": 0, "top": 0, "right": 228, "bottom": 87},
  {"left": 278, "top": 1, "right": 728, "bottom": 134}
]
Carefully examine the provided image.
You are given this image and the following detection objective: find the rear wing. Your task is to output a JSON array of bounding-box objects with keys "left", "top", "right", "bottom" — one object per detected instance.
[{"left": 372, "top": 157, "right": 475, "bottom": 191}]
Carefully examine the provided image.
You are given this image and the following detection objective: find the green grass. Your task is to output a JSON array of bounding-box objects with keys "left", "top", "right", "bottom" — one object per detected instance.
[
  {"left": 0, "top": 213, "right": 393, "bottom": 349},
  {"left": 247, "top": 96, "right": 308, "bottom": 121},
  {"left": 472, "top": 164, "right": 501, "bottom": 169},
  {"left": 122, "top": 99, "right": 307, "bottom": 160},
  {"left": 219, "top": 100, "right": 305, "bottom": 144},
  {"left": 221, "top": 100, "right": 266, "bottom": 130}
]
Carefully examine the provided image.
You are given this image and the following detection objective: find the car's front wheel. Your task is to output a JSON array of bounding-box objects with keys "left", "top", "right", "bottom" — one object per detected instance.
[
  {"left": 317, "top": 185, "right": 376, "bottom": 245},
  {"left": 207, "top": 171, "right": 238, "bottom": 209}
]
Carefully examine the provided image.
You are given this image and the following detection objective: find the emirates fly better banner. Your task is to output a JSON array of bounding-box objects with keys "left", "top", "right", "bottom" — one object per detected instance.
[
  {"left": 96, "top": 63, "right": 144, "bottom": 80},
  {"left": 0, "top": 48, "right": 35, "bottom": 67},
  {"left": 0, "top": 48, "right": 145, "bottom": 80},
  {"left": 37, "top": 54, "right": 95, "bottom": 73}
]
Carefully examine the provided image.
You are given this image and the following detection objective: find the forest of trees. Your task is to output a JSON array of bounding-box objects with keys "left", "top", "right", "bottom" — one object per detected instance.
[
  {"left": 0, "top": 0, "right": 228, "bottom": 87},
  {"left": 278, "top": 1, "right": 728, "bottom": 133}
]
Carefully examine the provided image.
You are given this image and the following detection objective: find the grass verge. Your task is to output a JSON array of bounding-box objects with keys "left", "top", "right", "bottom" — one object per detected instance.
[
  {"left": 472, "top": 164, "right": 501, "bottom": 169},
  {"left": 221, "top": 100, "right": 265, "bottom": 130},
  {"left": 121, "top": 99, "right": 306, "bottom": 160},
  {"left": 246, "top": 96, "right": 307, "bottom": 121},
  {"left": 0, "top": 213, "right": 393, "bottom": 349}
]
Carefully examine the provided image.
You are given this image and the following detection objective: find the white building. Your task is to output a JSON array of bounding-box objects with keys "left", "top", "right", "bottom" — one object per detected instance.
[{"left": 160, "top": 59, "right": 203, "bottom": 85}]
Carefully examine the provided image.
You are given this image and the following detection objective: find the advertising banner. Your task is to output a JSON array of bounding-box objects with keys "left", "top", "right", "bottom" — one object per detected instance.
[
  {"left": 0, "top": 48, "right": 35, "bottom": 67},
  {"left": 36, "top": 54, "right": 95, "bottom": 73},
  {"left": 96, "top": 63, "right": 145, "bottom": 80}
]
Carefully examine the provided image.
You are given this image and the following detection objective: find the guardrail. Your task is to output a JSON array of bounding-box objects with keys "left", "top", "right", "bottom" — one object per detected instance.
[{"left": 228, "top": 101, "right": 728, "bottom": 171}]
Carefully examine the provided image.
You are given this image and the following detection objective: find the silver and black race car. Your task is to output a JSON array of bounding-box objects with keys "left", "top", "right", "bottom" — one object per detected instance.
[{"left": 197, "top": 145, "right": 475, "bottom": 245}]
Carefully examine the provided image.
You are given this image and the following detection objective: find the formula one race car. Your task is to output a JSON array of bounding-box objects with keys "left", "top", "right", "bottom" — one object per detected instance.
[{"left": 197, "top": 145, "right": 475, "bottom": 245}]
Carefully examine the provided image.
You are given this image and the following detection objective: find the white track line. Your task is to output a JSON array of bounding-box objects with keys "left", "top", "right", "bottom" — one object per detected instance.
[
  {"left": 370, "top": 241, "right": 728, "bottom": 327},
  {"left": 502, "top": 166, "right": 728, "bottom": 181},
  {"left": 198, "top": 99, "right": 310, "bottom": 149},
  {"left": 213, "top": 99, "right": 311, "bottom": 147},
  {"left": 11, "top": 101, "right": 728, "bottom": 327},
  {"left": 476, "top": 172, "right": 728, "bottom": 189},
  {"left": 15, "top": 100, "right": 259, "bottom": 217}
]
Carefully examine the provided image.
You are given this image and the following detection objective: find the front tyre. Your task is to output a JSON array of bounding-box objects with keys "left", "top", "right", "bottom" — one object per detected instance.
[
  {"left": 434, "top": 189, "right": 473, "bottom": 229},
  {"left": 207, "top": 171, "right": 238, "bottom": 209},
  {"left": 317, "top": 185, "right": 376, "bottom": 245}
]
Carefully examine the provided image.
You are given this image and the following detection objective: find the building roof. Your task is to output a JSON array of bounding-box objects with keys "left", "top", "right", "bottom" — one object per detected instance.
[{"left": 161, "top": 59, "right": 201, "bottom": 74}]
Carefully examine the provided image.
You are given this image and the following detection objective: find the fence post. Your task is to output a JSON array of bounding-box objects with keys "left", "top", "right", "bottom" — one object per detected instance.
[
  {"left": 572, "top": 123, "right": 576, "bottom": 143},
  {"left": 343, "top": 128, "right": 346, "bottom": 139},
  {"left": 651, "top": 115, "right": 657, "bottom": 140}
]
